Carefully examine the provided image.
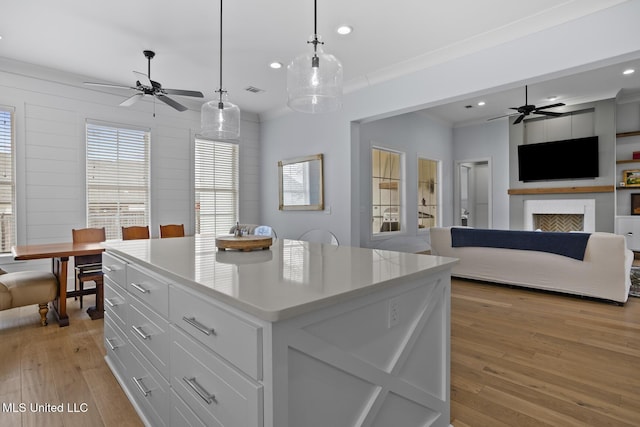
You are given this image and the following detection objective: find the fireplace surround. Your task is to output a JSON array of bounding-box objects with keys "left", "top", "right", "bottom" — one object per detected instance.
[{"left": 523, "top": 199, "right": 595, "bottom": 232}]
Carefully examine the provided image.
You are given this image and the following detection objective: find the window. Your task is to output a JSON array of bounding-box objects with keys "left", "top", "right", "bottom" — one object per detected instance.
[
  {"left": 418, "top": 157, "right": 438, "bottom": 229},
  {"left": 372, "top": 147, "right": 402, "bottom": 234},
  {"left": 86, "top": 122, "right": 150, "bottom": 240},
  {"left": 0, "top": 108, "right": 15, "bottom": 253},
  {"left": 194, "top": 138, "right": 238, "bottom": 236}
]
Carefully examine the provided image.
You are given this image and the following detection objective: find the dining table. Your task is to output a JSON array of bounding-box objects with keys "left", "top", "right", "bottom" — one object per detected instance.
[{"left": 11, "top": 241, "right": 105, "bottom": 327}]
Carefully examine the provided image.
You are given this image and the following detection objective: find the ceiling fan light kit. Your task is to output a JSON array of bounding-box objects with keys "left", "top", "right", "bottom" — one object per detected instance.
[
  {"left": 287, "top": 0, "right": 343, "bottom": 113},
  {"left": 201, "top": 0, "right": 240, "bottom": 139}
]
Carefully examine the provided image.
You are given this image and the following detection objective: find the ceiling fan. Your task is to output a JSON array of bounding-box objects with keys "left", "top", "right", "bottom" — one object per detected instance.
[
  {"left": 84, "top": 50, "right": 204, "bottom": 112},
  {"left": 489, "top": 85, "right": 565, "bottom": 124}
]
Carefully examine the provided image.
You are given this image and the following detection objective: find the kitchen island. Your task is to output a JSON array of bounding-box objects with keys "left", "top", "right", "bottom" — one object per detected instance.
[{"left": 102, "top": 235, "right": 457, "bottom": 427}]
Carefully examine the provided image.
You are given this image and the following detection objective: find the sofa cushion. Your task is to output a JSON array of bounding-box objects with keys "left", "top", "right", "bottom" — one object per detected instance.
[{"left": 450, "top": 227, "right": 591, "bottom": 260}]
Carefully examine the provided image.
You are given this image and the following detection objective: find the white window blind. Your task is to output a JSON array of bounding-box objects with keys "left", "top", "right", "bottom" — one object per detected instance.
[
  {"left": 195, "top": 138, "right": 238, "bottom": 236},
  {"left": 0, "top": 108, "right": 15, "bottom": 253},
  {"left": 86, "top": 122, "right": 150, "bottom": 240}
]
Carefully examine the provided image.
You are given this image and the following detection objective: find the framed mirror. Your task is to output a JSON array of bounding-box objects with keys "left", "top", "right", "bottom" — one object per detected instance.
[{"left": 279, "top": 154, "right": 324, "bottom": 210}]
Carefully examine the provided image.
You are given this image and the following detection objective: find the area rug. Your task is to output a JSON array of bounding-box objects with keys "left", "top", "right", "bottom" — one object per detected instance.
[{"left": 630, "top": 267, "right": 640, "bottom": 297}]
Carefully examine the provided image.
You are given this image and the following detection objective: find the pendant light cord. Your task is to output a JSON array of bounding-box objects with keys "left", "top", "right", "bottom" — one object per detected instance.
[
  {"left": 218, "top": 0, "right": 224, "bottom": 108},
  {"left": 309, "top": 0, "right": 322, "bottom": 63},
  {"left": 313, "top": 0, "right": 317, "bottom": 36}
]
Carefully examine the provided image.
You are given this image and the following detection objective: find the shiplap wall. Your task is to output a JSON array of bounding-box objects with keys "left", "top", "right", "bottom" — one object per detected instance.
[{"left": 0, "top": 63, "right": 260, "bottom": 278}]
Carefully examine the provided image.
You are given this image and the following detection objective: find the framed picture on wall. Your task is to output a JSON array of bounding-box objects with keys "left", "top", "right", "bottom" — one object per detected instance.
[
  {"left": 632, "top": 194, "right": 640, "bottom": 215},
  {"left": 623, "top": 169, "right": 640, "bottom": 187}
]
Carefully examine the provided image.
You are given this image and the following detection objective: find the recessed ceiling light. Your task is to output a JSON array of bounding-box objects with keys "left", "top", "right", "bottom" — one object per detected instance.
[
  {"left": 336, "top": 25, "right": 353, "bottom": 35},
  {"left": 623, "top": 68, "right": 635, "bottom": 75},
  {"left": 269, "top": 62, "right": 283, "bottom": 69},
  {"left": 477, "top": 101, "right": 486, "bottom": 107},
  {"left": 547, "top": 96, "right": 558, "bottom": 101}
]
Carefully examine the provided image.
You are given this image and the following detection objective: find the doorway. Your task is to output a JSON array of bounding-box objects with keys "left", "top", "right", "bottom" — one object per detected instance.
[{"left": 456, "top": 159, "right": 491, "bottom": 228}]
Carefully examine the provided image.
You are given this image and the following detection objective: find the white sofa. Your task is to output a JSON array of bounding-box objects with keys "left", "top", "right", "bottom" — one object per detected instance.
[{"left": 430, "top": 227, "right": 632, "bottom": 303}]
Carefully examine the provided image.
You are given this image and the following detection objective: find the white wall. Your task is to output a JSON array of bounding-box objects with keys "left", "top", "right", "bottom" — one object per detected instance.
[
  {"left": 453, "top": 120, "right": 510, "bottom": 229},
  {"left": 260, "top": 1, "right": 640, "bottom": 246},
  {"left": 0, "top": 65, "right": 260, "bottom": 273}
]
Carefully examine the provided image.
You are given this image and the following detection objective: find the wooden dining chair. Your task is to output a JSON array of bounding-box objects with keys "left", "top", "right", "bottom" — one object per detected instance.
[
  {"left": 159, "top": 224, "right": 185, "bottom": 238},
  {"left": 122, "top": 225, "right": 150, "bottom": 240},
  {"left": 72, "top": 227, "right": 106, "bottom": 309}
]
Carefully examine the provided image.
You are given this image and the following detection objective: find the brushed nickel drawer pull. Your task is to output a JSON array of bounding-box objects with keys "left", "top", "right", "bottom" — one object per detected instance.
[
  {"left": 182, "top": 316, "right": 215, "bottom": 336},
  {"left": 183, "top": 376, "right": 215, "bottom": 404},
  {"left": 132, "top": 376, "right": 150, "bottom": 397},
  {"left": 130, "top": 282, "right": 149, "bottom": 294},
  {"left": 103, "top": 265, "right": 114, "bottom": 272},
  {"left": 106, "top": 338, "right": 117, "bottom": 350},
  {"left": 104, "top": 298, "right": 116, "bottom": 307},
  {"left": 132, "top": 325, "right": 150, "bottom": 340}
]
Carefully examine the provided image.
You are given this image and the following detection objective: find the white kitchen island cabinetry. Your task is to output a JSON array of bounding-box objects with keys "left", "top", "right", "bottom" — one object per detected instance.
[{"left": 102, "top": 235, "right": 457, "bottom": 427}]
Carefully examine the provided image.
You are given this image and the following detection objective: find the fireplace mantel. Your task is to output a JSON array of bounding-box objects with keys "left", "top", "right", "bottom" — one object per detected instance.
[{"left": 508, "top": 185, "right": 614, "bottom": 195}]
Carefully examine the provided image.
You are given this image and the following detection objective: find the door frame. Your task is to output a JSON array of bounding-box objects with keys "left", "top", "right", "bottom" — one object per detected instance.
[{"left": 454, "top": 157, "right": 492, "bottom": 228}]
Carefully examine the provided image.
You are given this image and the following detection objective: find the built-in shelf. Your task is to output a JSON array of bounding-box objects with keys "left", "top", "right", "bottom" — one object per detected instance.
[
  {"left": 617, "top": 131, "right": 640, "bottom": 138},
  {"left": 616, "top": 159, "right": 640, "bottom": 164},
  {"left": 508, "top": 185, "right": 614, "bottom": 195}
]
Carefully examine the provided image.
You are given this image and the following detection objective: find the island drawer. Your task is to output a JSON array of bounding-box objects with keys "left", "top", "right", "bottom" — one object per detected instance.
[
  {"left": 171, "top": 390, "right": 213, "bottom": 427},
  {"left": 102, "top": 252, "right": 127, "bottom": 288},
  {"left": 104, "top": 278, "right": 127, "bottom": 332},
  {"left": 170, "top": 325, "right": 263, "bottom": 427},
  {"left": 104, "top": 315, "right": 130, "bottom": 379},
  {"left": 169, "top": 286, "right": 263, "bottom": 380},
  {"left": 127, "top": 344, "right": 170, "bottom": 427},
  {"left": 127, "top": 263, "right": 169, "bottom": 317},
  {"left": 128, "top": 296, "right": 170, "bottom": 380}
]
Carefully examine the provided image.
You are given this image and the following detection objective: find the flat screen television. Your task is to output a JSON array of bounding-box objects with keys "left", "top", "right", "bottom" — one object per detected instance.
[{"left": 517, "top": 136, "right": 599, "bottom": 182}]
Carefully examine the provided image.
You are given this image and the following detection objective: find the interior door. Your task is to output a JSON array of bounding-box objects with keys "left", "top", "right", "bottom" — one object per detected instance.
[{"left": 457, "top": 160, "right": 490, "bottom": 228}]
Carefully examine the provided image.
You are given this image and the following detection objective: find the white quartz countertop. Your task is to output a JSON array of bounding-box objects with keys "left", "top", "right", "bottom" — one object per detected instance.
[{"left": 103, "top": 235, "right": 458, "bottom": 322}]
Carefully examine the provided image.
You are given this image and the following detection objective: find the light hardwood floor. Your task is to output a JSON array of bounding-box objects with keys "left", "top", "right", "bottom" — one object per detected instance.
[
  {"left": 0, "top": 280, "right": 638, "bottom": 426},
  {"left": 0, "top": 299, "right": 143, "bottom": 427},
  {"left": 450, "top": 278, "right": 640, "bottom": 427}
]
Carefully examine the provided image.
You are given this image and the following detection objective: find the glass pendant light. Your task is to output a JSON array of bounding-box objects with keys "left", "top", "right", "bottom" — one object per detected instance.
[
  {"left": 201, "top": 0, "right": 240, "bottom": 139},
  {"left": 287, "top": 0, "right": 343, "bottom": 113}
]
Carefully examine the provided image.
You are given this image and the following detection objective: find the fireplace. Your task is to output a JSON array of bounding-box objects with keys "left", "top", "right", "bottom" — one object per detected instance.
[{"left": 524, "top": 199, "right": 595, "bottom": 232}]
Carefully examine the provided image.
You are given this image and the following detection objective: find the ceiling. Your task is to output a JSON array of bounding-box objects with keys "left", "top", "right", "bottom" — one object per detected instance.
[{"left": 1, "top": 0, "right": 638, "bottom": 125}]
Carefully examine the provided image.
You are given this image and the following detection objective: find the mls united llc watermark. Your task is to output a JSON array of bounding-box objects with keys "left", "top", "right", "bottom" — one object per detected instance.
[{"left": 2, "top": 402, "right": 89, "bottom": 413}]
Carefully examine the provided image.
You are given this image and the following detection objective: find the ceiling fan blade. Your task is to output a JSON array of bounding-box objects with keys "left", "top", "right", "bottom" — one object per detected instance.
[
  {"left": 535, "top": 102, "right": 565, "bottom": 110},
  {"left": 487, "top": 112, "right": 518, "bottom": 121},
  {"left": 163, "top": 88, "right": 204, "bottom": 98},
  {"left": 85, "top": 82, "right": 135, "bottom": 90},
  {"left": 120, "top": 93, "right": 144, "bottom": 107},
  {"left": 534, "top": 110, "right": 563, "bottom": 117},
  {"left": 156, "top": 94, "right": 188, "bottom": 112},
  {"left": 133, "top": 71, "right": 153, "bottom": 88},
  {"left": 513, "top": 114, "right": 525, "bottom": 124}
]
